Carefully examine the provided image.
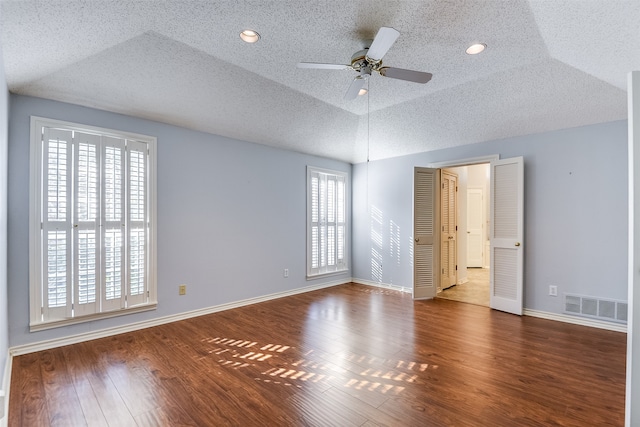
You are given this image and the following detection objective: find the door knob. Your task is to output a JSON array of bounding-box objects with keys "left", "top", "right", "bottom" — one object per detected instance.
[
  {"left": 415, "top": 238, "right": 419, "bottom": 243},
  {"left": 515, "top": 242, "right": 521, "bottom": 247}
]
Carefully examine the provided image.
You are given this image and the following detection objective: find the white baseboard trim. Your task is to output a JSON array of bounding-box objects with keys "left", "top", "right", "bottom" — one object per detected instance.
[
  {"left": 9, "top": 280, "right": 627, "bottom": 357},
  {"left": 0, "top": 350, "right": 11, "bottom": 426},
  {"left": 10, "top": 279, "right": 349, "bottom": 357},
  {"left": 352, "top": 278, "right": 412, "bottom": 294},
  {"left": 352, "top": 281, "right": 627, "bottom": 333},
  {"left": 524, "top": 308, "right": 628, "bottom": 333}
]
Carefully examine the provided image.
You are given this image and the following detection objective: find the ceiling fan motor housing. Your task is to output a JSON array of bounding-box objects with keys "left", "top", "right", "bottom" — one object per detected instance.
[{"left": 351, "top": 48, "right": 382, "bottom": 74}]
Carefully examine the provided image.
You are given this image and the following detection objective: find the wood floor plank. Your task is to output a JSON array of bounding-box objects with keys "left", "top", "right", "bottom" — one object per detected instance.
[
  {"left": 38, "top": 349, "right": 87, "bottom": 426},
  {"left": 61, "top": 339, "right": 141, "bottom": 426},
  {"left": 9, "top": 283, "right": 627, "bottom": 426},
  {"left": 321, "top": 386, "right": 403, "bottom": 426},
  {"left": 9, "top": 352, "right": 50, "bottom": 426}
]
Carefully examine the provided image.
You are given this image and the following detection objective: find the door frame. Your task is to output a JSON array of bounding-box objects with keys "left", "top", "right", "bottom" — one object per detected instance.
[{"left": 418, "top": 155, "right": 499, "bottom": 298}]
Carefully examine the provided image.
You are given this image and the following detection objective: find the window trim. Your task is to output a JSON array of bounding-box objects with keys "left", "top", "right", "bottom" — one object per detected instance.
[
  {"left": 29, "top": 116, "right": 158, "bottom": 332},
  {"left": 306, "top": 166, "right": 348, "bottom": 278}
]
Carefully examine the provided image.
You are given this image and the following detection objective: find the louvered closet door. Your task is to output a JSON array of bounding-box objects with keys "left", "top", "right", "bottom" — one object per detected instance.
[
  {"left": 441, "top": 170, "right": 457, "bottom": 291},
  {"left": 414, "top": 167, "right": 440, "bottom": 299},
  {"left": 490, "top": 157, "right": 524, "bottom": 315}
]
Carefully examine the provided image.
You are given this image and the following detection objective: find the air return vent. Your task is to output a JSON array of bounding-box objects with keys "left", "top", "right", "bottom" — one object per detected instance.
[{"left": 564, "top": 294, "right": 627, "bottom": 323}]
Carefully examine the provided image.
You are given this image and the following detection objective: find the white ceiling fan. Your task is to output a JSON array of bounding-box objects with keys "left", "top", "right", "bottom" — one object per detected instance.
[{"left": 297, "top": 27, "right": 433, "bottom": 100}]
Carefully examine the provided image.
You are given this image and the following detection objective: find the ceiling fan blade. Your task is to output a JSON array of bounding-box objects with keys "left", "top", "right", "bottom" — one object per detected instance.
[
  {"left": 379, "top": 67, "right": 433, "bottom": 84},
  {"left": 366, "top": 27, "right": 400, "bottom": 61},
  {"left": 297, "top": 62, "right": 351, "bottom": 70},
  {"left": 344, "top": 77, "right": 366, "bottom": 100}
]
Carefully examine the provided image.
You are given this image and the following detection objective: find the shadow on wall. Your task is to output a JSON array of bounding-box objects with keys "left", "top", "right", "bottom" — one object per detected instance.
[{"left": 370, "top": 205, "right": 408, "bottom": 285}]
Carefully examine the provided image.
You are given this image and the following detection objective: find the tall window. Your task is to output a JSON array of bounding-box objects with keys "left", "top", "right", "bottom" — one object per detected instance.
[
  {"left": 30, "top": 117, "right": 157, "bottom": 330},
  {"left": 307, "top": 166, "right": 347, "bottom": 277}
]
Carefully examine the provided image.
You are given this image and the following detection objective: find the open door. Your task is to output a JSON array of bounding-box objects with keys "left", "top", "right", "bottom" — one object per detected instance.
[
  {"left": 490, "top": 157, "right": 524, "bottom": 315},
  {"left": 467, "top": 188, "right": 484, "bottom": 267},
  {"left": 413, "top": 167, "right": 440, "bottom": 299},
  {"left": 440, "top": 170, "right": 458, "bottom": 290}
]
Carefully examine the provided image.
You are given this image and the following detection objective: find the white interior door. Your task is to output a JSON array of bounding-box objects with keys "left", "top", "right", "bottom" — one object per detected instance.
[
  {"left": 440, "top": 170, "right": 457, "bottom": 290},
  {"left": 490, "top": 157, "right": 524, "bottom": 315},
  {"left": 414, "top": 167, "right": 440, "bottom": 299},
  {"left": 467, "top": 188, "right": 484, "bottom": 267}
]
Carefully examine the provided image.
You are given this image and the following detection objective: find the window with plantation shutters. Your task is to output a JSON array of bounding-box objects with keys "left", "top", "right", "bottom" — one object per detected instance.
[
  {"left": 30, "top": 117, "right": 157, "bottom": 330},
  {"left": 307, "top": 167, "right": 347, "bottom": 277}
]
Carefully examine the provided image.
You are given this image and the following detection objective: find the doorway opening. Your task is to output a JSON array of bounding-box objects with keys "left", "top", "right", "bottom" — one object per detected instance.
[
  {"left": 413, "top": 155, "right": 524, "bottom": 314},
  {"left": 436, "top": 163, "right": 490, "bottom": 307}
]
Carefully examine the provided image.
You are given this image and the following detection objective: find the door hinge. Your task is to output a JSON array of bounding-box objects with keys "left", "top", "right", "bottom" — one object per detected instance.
[
  {"left": 442, "top": 226, "right": 444, "bottom": 231},
  {"left": 442, "top": 183, "right": 445, "bottom": 189},
  {"left": 455, "top": 225, "right": 458, "bottom": 231},
  {"left": 442, "top": 268, "right": 444, "bottom": 274},
  {"left": 455, "top": 265, "right": 458, "bottom": 271}
]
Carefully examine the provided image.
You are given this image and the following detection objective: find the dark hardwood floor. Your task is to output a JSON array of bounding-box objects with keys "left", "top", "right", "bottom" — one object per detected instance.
[{"left": 9, "top": 283, "right": 627, "bottom": 426}]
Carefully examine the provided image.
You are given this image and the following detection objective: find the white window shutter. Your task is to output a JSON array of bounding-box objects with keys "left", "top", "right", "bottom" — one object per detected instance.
[
  {"left": 30, "top": 117, "right": 157, "bottom": 330},
  {"left": 336, "top": 175, "right": 345, "bottom": 268},
  {"left": 42, "top": 128, "right": 73, "bottom": 321},
  {"left": 127, "top": 140, "right": 148, "bottom": 307},
  {"left": 307, "top": 166, "right": 348, "bottom": 277},
  {"left": 326, "top": 175, "right": 336, "bottom": 269},
  {"left": 102, "top": 136, "right": 126, "bottom": 312},
  {"left": 73, "top": 132, "right": 101, "bottom": 317}
]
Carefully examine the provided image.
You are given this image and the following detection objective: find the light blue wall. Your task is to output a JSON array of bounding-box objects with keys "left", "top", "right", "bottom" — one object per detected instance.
[
  {"left": 352, "top": 121, "right": 628, "bottom": 315},
  {"left": 0, "top": 34, "right": 9, "bottom": 386},
  {"left": 8, "top": 95, "right": 351, "bottom": 347},
  {"left": 6, "top": 93, "right": 629, "bottom": 348}
]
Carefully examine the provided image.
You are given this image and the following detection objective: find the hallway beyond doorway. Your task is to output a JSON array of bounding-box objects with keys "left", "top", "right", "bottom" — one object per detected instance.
[{"left": 437, "top": 268, "right": 489, "bottom": 307}]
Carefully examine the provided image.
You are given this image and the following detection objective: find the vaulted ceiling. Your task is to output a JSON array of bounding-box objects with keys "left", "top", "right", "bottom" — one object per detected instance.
[{"left": 1, "top": 1, "right": 638, "bottom": 163}]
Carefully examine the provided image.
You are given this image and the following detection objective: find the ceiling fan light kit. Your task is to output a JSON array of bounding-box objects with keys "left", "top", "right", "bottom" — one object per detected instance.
[{"left": 297, "top": 26, "right": 433, "bottom": 100}]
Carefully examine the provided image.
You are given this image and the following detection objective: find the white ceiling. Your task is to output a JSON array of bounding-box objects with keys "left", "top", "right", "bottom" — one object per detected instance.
[{"left": 1, "top": 0, "right": 638, "bottom": 163}]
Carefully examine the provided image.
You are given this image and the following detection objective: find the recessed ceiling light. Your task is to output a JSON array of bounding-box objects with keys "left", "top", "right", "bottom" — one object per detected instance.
[
  {"left": 240, "top": 30, "right": 260, "bottom": 43},
  {"left": 466, "top": 43, "right": 486, "bottom": 55}
]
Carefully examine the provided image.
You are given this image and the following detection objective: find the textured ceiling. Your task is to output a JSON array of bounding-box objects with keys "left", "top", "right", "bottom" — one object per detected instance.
[{"left": 1, "top": 0, "right": 638, "bottom": 163}]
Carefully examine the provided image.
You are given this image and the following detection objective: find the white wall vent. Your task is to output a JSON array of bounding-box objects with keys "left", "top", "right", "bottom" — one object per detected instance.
[{"left": 564, "top": 294, "right": 627, "bottom": 323}]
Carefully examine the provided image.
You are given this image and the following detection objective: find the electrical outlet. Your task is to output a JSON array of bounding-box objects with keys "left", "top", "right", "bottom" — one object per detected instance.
[
  {"left": 283, "top": 269, "right": 289, "bottom": 278},
  {"left": 179, "top": 284, "right": 186, "bottom": 296},
  {"left": 549, "top": 285, "right": 557, "bottom": 297}
]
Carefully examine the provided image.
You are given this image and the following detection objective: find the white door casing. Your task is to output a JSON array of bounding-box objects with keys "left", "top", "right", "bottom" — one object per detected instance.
[
  {"left": 490, "top": 157, "right": 524, "bottom": 315},
  {"left": 414, "top": 167, "right": 440, "bottom": 299}
]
